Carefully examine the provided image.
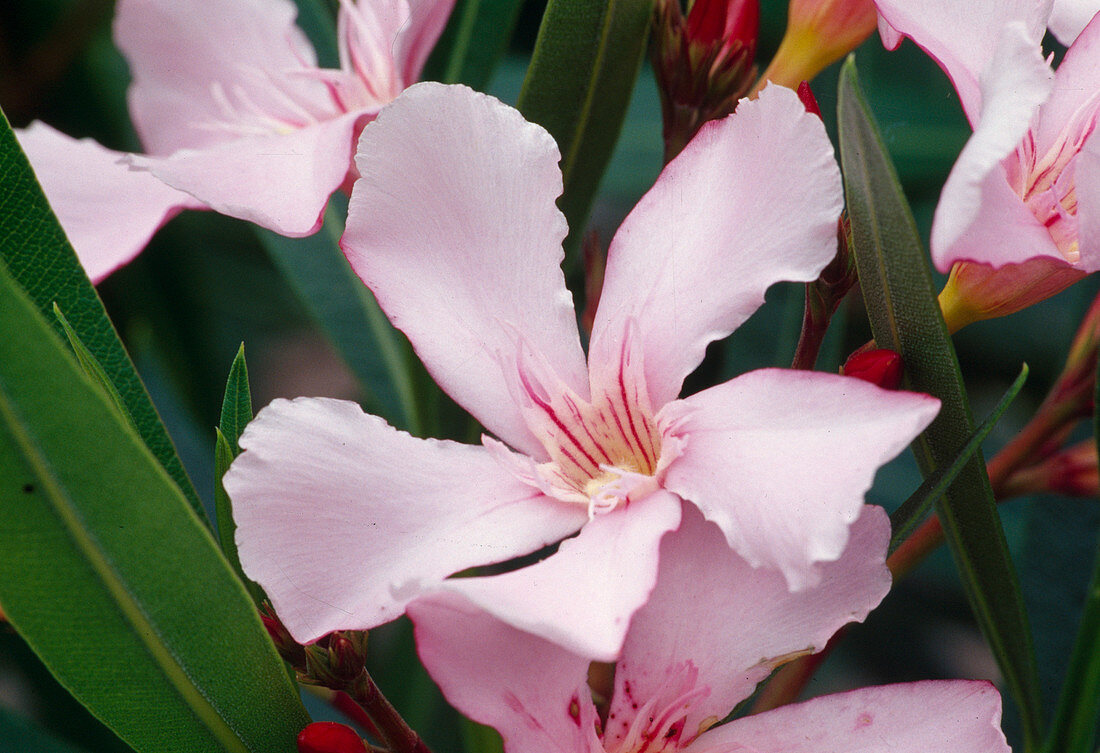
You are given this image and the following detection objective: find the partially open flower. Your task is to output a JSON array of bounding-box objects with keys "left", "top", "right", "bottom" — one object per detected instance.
[{"left": 876, "top": 0, "right": 1100, "bottom": 329}]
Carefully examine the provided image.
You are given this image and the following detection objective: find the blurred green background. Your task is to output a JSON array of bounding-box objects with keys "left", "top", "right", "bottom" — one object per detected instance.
[{"left": 1, "top": 0, "right": 1098, "bottom": 751}]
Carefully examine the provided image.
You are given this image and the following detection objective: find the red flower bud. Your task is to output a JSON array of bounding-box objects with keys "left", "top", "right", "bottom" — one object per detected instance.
[
  {"left": 796, "top": 81, "right": 822, "bottom": 119},
  {"left": 686, "top": 0, "right": 759, "bottom": 55},
  {"left": 842, "top": 349, "right": 903, "bottom": 390},
  {"left": 297, "top": 722, "right": 366, "bottom": 753}
]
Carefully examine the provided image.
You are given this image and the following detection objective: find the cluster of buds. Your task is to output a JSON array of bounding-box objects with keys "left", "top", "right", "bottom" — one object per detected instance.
[
  {"left": 650, "top": 0, "right": 759, "bottom": 162},
  {"left": 986, "top": 291, "right": 1100, "bottom": 500}
]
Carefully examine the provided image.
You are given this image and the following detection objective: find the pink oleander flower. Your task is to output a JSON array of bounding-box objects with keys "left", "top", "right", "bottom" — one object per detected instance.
[
  {"left": 225, "top": 82, "right": 939, "bottom": 659},
  {"left": 408, "top": 504, "right": 1011, "bottom": 753},
  {"left": 874, "top": 0, "right": 1100, "bottom": 329},
  {"left": 16, "top": 0, "right": 453, "bottom": 282}
]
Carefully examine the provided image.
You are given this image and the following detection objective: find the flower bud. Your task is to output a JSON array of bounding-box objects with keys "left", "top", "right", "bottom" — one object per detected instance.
[
  {"left": 937, "top": 258, "right": 1087, "bottom": 332},
  {"left": 297, "top": 722, "right": 367, "bottom": 753},
  {"left": 651, "top": 0, "right": 760, "bottom": 161},
  {"left": 796, "top": 80, "right": 822, "bottom": 119},
  {"left": 757, "top": 0, "right": 877, "bottom": 90},
  {"left": 842, "top": 348, "right": 903, "bottom": 390},
  {"left": 260, "top": 603, "right": 307, "bottom": 669}
]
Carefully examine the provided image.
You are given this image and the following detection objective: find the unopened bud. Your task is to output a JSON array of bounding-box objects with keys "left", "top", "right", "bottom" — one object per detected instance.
[
  {"left": 260, "top": 603, "right": 307, "bottom": 668},
  {"left": 329, "top": 631, "right": 369, "bottom": 682},
  {"left": 842, "top": 348, "right": 903, "bottom": 390},
  {"left": 652, "top": 0, "right": 760, "bottom": 161},
  {"left": 756, "top": 0, "right": 877, "bottom": 91},
  {"left": 686, "top": 0, "right": 758, "bottom": 54},
  {"left": 796, "top": 81, "right": 822, "bottom": 119},
  {"left": 297, "top": 722, "right": 367, "bottom": 753},
  {"left": 938, "top": 258, "right": 1087, "bottom": 333}
]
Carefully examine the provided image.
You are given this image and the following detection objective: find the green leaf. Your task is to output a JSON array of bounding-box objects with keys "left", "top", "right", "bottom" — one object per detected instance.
[
  {"left": 212, "top": 347, "right": 265, "bottom": 604},
  {"left": 0, "top": 107, "right": 205, "bottom": 522},
  {"left": 219, "top": 344, "right": 253, "bottom": 456},
  {"left": 53, "top": 303, "right": 136, "bottom": 432},
  {"left": 1039, "top": 352, "right": 1100, "bottom": 753},
  {"left": 425, "top": 0, "right": 525, "bottom": 89},
  {"left": 257, "top": 201, "right": 421, "bottom": 435},
  {"left": 517, "top": 0, "right": 652, "bottom": 255},
  {"left": 837, "top": 57, "right": 1045, "bottom": 750},
  {"left": 890, "top": 364, "right": 1029, "bottom": 554},
  {"left": 0, "top": 260, "right": 310, "bottom": 753}
]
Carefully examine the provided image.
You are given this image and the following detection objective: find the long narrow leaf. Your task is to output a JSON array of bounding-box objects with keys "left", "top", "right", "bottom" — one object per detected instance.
[
  {"left": 53, "top": 303, "right": 136, "bottom": 432},
  {"left": 426, "top": 0, "right": 525, "bottom": 88},
  {"left": 1040, "top": 351, "right": 1100, "bottom": 753},
  {"left": 0, "top": 108, "right": 205, "bottom": 521},
  {"left": 0, "top": 260, "right": 309, "bottom": 753},
  {"left": 213, "top": 346, "right": 265, "bottom": 604},
  {"left": 219, "top": 344, "right": 253, "bottom": 455},
  {"left": 890, "top": 364, "right": 1029, "bottom": 553},
  {"left": 517, "top": 0, "right": 652, "bottom": 255},
  {"left": 837, "top": 58, "right": 1044, "bottom": 749}
]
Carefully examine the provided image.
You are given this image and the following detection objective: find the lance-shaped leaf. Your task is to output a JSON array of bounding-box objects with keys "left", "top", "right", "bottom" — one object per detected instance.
[
  {"left": 1040, "top": 351, "right": 1100, "bottom": 753},
  {"left": 426, "top": 0, "right": 525, "bottom": 89},
  {"left": 0, "top": 260, "right": 310, "bottom": 753},
  {"left": 213, "top": 345, "right": 266, "bottom": 604},
  {"left": 517, "top": 0, "right": 652, "bottom": 255},
  {"left": 837, "top": 57, "right": 1044, "bottom": 750},
  {"left": 890, "top": 364, "right": 1028, "bottom": 553},
  {"left": 0, "top": 108, "right": 204, "bottom": 521}
]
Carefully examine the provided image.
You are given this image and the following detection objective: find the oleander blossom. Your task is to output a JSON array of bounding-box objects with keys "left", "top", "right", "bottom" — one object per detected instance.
[
  {"left": 16, "top": 0, "right": 453, "bottom": 282},
  {"left": 408, "top": 504, "right": 1011, "bottom": 753},
  {"left": 874, "top": 0, "right": 1100, "bottom": 325},
  {"left": 226, "top": 82, "right": 939, "bottom": 659}
]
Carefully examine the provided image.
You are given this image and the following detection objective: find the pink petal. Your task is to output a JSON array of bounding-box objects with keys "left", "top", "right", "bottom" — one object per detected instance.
[
  {"left": 15, "top": 122, "right": 202, "bottom": 283},
  {"left": 1036, "top": 11, "right": 1100, "bottom": 154},
  {"left": 115, "top": 0, "right": 331, "bottom": 155},
  {"left": 393, "top": 0, "right": 459, "bottom": 85},
  {"left": 409, "top": 593, "right": 601, "bottom": 753},
  {"left": 434, "top": 490, "right": 683, "bottom": 661},
  {"left": 659, "top": 369, "right": 939, "bottom": 591},
  {"left": 604, "top": 505, "right": 891, "bottom": 747},
  {"left": 689, "top": 681, "right": 1009, "bottom": 753},
  {"left": 1049, "top": 0, "right": 1100, "bottom": 44},
  {"left": 225, "top": 397, "right": 586, "bottom": 643},
  {"left": 341, "top": 83, "right": 589, "bottom": 457},
  {"left": 130, "top": 112, "right": 362, "bottom": 236},
  {"left": 878, "top": 14, "right": 904, "bottom": 49},
  {"left": 1078, "top": 136, "right": 1100, "bottom": 269},
  {"left": 873, "top": 0, "right": 1050, "bottom": 123},
  {"left": 588, "top": 84, "right": 843, "bottom": 410},
  {"left": 931, "top": 23, "right": 1058, "bottom": 271}
]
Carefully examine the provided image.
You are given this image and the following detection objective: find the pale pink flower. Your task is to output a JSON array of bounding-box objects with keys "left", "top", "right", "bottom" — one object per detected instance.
[
  {"left": 226, "top": 82, "right": 939, "bottom": 659},
  {"left": 409, "top": 504, "right": 1010, "bottom": 753},
  {"left": 16, "top": 0, "right": 453, "bottom": 282},
  {"left": 875, "top": 0, "right": 1100, "bottom": 325}
]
